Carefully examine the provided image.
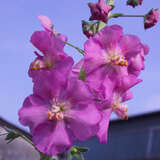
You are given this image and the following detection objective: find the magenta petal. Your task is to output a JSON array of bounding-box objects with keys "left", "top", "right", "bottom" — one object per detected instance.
[
  {"left": 84, "top": 38, "right": 104, "bottom": 73},
  {"left": 33, "top": 121, "right": 75, "bottom": 155},
  {"left": 18, "top": 94, "right": 48, "bottom": 132},
  {"left": 121, "top": 90, "right": 133, "bottom": 102},
  {"left": 142, "top": 44, "right": 149, "bottom": 55},
  {"left": 128, "top": 54, "right": 144, "bottom": 76},
  {"left": 30, "top": 31, "right": 66, "bottom": 56},
  {"left": 68, "top": 103, "right": 101, "bottom": 141},
  {"left": 95, "top": 25, "right": 123, "bottom": 49},
  {"left": 54, "top": 56, "right": 74, "bottom": 75},
  {"left": 96, "top": 109, "right": 112, "bottom": 144},
  {"left": 86, "top": 66, "right": 108, "bottom": 93},
  {"left": 72, "top": 59, "right": 84, "bottom": 74},
  {"left": 117, "top": 75, "right": 142, "bottom": 92},
  {"left": 100, "top": 77, "right": 115, "bottom": 104},
  {"left": 67, "top": 78, "right": 93, "bottom": 103},
  {"left": 33, "top": 70, "right": 67, "bottom": 101},
  {"left": 30, "top": 31, "right": 52, "bottom": 54},
  {"left": 119, "top": 35, "right": 142, "bottom": 58}
]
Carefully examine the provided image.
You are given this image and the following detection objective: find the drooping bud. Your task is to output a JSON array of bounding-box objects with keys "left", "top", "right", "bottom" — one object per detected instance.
[
  {"left": 127, "top": 0, "right": 142, "bottom": 8},
  {"left": 38, "top": 15, "right": 54, "bottom": 33},
  {"left": 82, "top": 21, "right": 94, "bottom": 38},
  {"left": 144, "top": 9, "right": 159, "bottom": 29},
  {"left": 88, "top": 0, "right": 112, "bottom": 23}
]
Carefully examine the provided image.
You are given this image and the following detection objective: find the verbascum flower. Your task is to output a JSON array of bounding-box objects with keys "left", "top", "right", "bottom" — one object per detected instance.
[
  {"left": 83, "top": 25, "right": 149, "bottom": 91},
  {"left": 29, "top": 31, "right": 72, "bottom": 81},
  {"left": 88, "top": 0, "right": 112, "bottom": 23},
  {"left": 18, "top": 70, "right": 101, "bottom": 155},
  {"left": 95, "top": 78, "right": 134, "bottom": 144},
  {"left": 144, "top": 9, "right": 159, "bottom": 29},
  {"left": 29, "top": 16, "right": 73, "bottom": 81}
]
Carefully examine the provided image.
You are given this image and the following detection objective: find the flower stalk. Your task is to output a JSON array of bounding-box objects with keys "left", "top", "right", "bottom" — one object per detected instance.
[
  {"left": 64, "top": 41, "right": 84, "bottom": 55},
  {"left": 108, "top": 13, "right": 145, "bottom": 19}
]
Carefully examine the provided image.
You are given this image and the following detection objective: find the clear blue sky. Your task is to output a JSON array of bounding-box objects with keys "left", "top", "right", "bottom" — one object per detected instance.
[{"left": 0, "top": 0, "right": 159, "bottom": 127}]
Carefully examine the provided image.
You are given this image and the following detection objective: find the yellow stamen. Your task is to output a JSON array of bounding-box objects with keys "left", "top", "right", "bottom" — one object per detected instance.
[{"left": 48, "top": 111, "right": 53, "bottom": 120}]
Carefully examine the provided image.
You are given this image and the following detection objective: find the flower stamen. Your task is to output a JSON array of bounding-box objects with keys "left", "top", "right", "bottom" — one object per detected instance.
[
  {"left": 30, "top": 59, "right": 52, "bottom": 71},
  {"left": 110, "top": 55, "right": 128, "bottom": 67},
  {"left": 48, "top": 105, "right": 64, "bottom": 121},
  {"left": 112, "top": 103, "right": 129, "bottom": 120}
]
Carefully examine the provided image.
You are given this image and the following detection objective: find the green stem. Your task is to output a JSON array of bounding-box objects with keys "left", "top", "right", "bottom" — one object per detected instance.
[
  {"left": 64, "top": 41, "right": 84, "bottom": 55},
  {"left": 20, "top": 135, "right": 34, "bottom": 147},
  {"left": 96, "top": 21, "right": 101, "bottom": 33},
  {"left": 108, "top": 13, "right": 145, "bottom": 19}
]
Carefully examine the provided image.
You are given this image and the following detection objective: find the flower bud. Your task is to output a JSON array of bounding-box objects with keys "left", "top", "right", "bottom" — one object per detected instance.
[
  {"left": 82, "top": 21, "right": 94, "bottom": 38},
  {"left": 88, "top": 0, "right": 112, "bottom": 23},
  {"left": 127, "top": 0, "right": 142, "bottom": 8},
  {"left": 144, "top": 9, "right": 159, "bottom": 29}
]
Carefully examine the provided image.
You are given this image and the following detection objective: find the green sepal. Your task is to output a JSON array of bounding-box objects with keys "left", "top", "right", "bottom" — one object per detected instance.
[
  {"left": 78, "top": 68, "right": 86, "bottom": 82},
  {"left": 97, "top": 21, "right": 106, "bottom": 32}
]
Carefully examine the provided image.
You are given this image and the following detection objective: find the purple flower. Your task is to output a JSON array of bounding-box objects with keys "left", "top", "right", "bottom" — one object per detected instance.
[
  {"left": 71, "top": 59, "right": 140, "bottom": 144},
  {"left": 127, "top": 0, "right": 142, "bottom": 8},
  {"left": 95, "top": 78, "right": 134, "bottom": 144},
  {"left": 29, "top": 15, "right": 71, "bottom": 81},
  {"left": 83, "top": 25, "right": 149, "bottom": 91},
  {"left": 144, "top": 9, "right": 159, "bottom": 29},
  {"left": 29, "top": 30, "right": 72, "bottom": 81},
  {"left": 19, "top": 72, "right": 101, "bottom": 155},
  {"left": 88, "top": 0, "right": 112, "bottom": 23}
]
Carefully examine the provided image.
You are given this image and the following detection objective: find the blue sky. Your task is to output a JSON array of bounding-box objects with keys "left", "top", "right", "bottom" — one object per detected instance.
[{"left": 0, "top": 0, "right": 159, "bottom": 128}]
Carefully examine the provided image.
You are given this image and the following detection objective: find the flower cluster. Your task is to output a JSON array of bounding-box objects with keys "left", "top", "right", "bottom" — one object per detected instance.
[{"left": 18, "top": 14, "right": 149, "bottom": 156}]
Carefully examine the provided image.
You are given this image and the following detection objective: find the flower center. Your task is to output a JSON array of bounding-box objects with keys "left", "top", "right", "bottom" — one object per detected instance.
[
  {"left": 110, "top": 55, "right": 128, "bottom": 67},
  {"left": 30, "top": 59, "right": 52, "bottom": 71},
  {"left": 48, "top": 105, "right": 64, "bottom": 121},
  {"left": 112, "top": 103, "right": 128, "bottom": 120}
]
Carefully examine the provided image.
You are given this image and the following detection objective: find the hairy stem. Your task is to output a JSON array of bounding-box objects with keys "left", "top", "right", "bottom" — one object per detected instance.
[
  {"left": 64, "top": 41, "right": 84, "bottom": 55},
  {"left": 108, "top": 13, "right": 145, "bottom": 19}
]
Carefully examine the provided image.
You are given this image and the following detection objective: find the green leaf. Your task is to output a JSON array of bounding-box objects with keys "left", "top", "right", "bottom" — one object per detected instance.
[
  {"left": 70, "top": 151, "right": 84, "bottom": 160},
  {"left": 69, "top": 146, "right": 88, "bottom": 160},
  {"left": 78, "top": 68, "right": 86, "bottom": 82},
  {"left": 73, "top": 146, "right": 89, "bottom": 153},
  {"left": 5, "top": 130, "right": 20, "bottom": 144}
]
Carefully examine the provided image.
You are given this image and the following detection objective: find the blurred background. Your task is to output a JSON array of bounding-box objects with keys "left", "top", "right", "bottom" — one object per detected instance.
[{"left": 0, "top": 0, "right": 160, "bottom": 159}]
